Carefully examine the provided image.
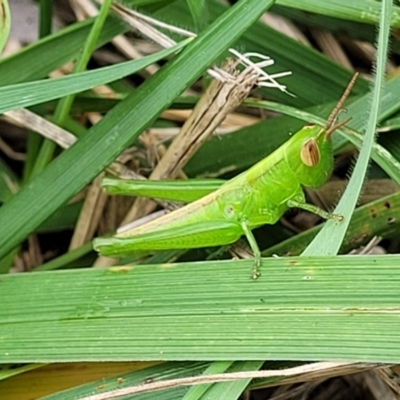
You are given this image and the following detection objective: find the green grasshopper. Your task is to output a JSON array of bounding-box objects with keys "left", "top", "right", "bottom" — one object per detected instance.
[{"left": 94, "top": 74, "right": 357, "bottom": 278}]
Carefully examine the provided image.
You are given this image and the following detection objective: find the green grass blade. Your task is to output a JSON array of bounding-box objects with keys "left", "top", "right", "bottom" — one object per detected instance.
[
  {"left": 0, "top": 158, "right": 19, "bottom": 203},
  {"left": 196, "top": 361, "right": 264, "bottom": 400},
  {"left": 0, "top": 16, "right": 127, "bottom": 85},
  {"left": 186, "top": 0, "right": 207, "bottom": 31},
  {"left": 0, "top": 40, "right": 189, "bottom": 114},
  {"left": 303, "top": 0, "right": 392, "bottom": 256},
  {"left": 29, "top": 0, "right": 115, "bottom": 179},
  {"left": 182, "top": 361, "right": 234, "bottom": 399},
  {"left": 52, "top": 0, "right": 114, "bottom": 124},
  {"left": 0, "top": 363, "right": 45, "bottom": 381},
  {"left": 39, "top": 0, "right": 52, "bottom": 38},
  {"left": 276, "top": 0, "right": 400, "bottom": 26},
  {"left": 34, "top": 242, "right": 92, "bottom": 272}
]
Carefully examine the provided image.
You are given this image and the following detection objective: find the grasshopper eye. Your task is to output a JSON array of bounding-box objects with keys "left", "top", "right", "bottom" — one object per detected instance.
[{"left": 300, "top": 138, "right": 320, "bottom": 167}]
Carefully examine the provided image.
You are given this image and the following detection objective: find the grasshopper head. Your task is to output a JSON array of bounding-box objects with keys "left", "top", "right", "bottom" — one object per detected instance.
[
  {"left": 285, "top": 73, "right": 358, "bottom": 189},
  {"left": 285, "top": 124, "right": 334, "bottom": 189}
]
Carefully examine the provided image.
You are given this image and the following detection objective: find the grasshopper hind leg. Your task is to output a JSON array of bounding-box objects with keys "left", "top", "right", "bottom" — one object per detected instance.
[{"left": 95, "top": 220, "right": 244, "bottom": 257}]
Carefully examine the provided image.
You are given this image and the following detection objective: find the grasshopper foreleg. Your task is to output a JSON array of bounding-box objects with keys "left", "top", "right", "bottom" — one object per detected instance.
[
  {"left": 240, "top": 220, "right": 261, "bottom": 280},
  {"left": 287, "top": 199, "right": 343, "bottom": 222}
]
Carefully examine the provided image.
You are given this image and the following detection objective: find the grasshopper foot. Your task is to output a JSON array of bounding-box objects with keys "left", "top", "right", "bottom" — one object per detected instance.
[
  {"left": 252, "top": 258, "right": 261, "bottom": 280},
  {"left": 332, "top": 213, "right": 344, "bottom": 222}
]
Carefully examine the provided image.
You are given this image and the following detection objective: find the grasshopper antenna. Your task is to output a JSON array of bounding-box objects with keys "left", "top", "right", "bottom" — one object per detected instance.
[{"left": 325, "top": 72, "right": 359, "bottom": 138}]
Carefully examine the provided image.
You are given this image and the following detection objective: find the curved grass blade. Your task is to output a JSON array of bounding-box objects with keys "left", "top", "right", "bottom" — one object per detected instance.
[
  {"left": 0, "top": 40, "right": 191, "bottom": 115},
  {"left": 303, "top": 0, "right": 392, "bottom": 256}
]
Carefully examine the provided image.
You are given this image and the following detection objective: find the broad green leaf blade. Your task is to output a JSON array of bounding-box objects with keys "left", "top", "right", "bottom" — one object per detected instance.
[
  {"left": 1, "top": 256, "right": 400, "bottom": 362},
  {"left": 0, "top": 0, "right": 276, "bottom": 260},
  {"left": 303, "top": 0, "right": 392, "bottom": 256}
]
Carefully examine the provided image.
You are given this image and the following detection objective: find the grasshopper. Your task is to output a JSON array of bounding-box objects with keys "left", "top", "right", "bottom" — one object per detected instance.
[{"left": 94, "top": 74, "right": 357, "bottom": 278}]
